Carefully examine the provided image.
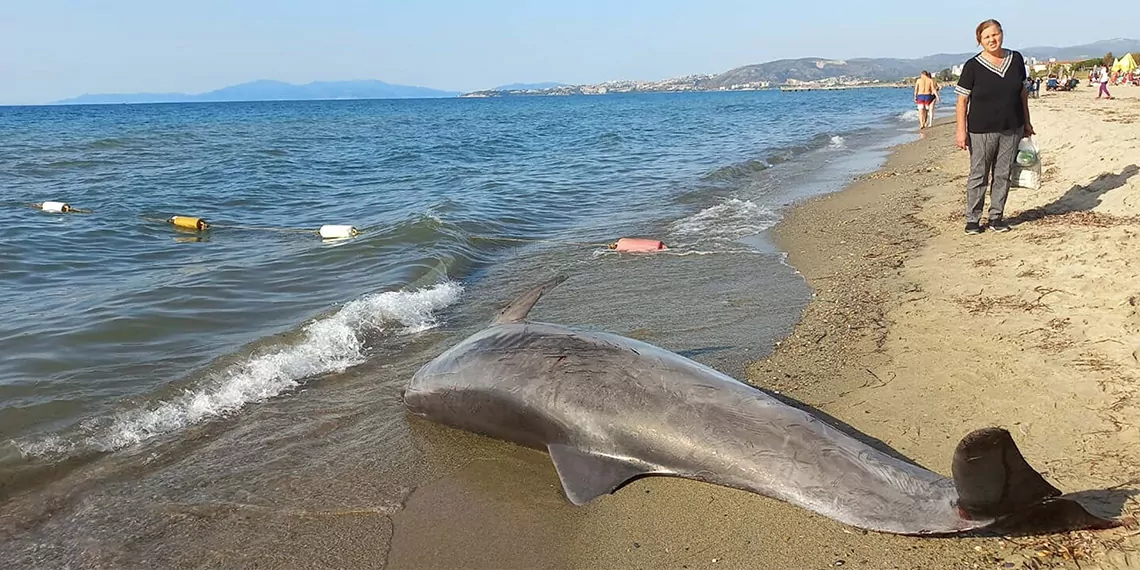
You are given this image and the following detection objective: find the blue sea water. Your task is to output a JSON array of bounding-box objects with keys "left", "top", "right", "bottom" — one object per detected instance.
[{"left": 0, "top": 89, "right": 921, "bottom": 563}]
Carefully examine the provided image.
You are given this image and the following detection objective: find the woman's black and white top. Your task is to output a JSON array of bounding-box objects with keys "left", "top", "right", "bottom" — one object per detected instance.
[{"left": 955, "top": 50, "right": 1028, "bottom": 134}]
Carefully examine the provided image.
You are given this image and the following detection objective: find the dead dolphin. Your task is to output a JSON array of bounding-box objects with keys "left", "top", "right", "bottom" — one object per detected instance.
[{"left": 403, "top": 275, "right": 1117, "bottom": 535}]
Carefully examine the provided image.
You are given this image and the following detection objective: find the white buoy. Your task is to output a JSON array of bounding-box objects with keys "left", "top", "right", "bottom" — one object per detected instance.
[
  {"left": 319, "top": 225, "right": 358, "bottom": 239},
  {"left": 40, "top": 201, "right": 71, "bottom": 213}
]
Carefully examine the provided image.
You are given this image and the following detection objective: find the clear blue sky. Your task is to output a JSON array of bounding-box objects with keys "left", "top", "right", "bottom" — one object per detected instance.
[{"left": 1, "top": 0, "right": 1135, "bottom": 104}]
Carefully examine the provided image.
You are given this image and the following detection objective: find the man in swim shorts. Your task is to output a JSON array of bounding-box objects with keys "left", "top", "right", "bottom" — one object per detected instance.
[{"left": 914, "top": 70, "right": 938, "bottom": 129}]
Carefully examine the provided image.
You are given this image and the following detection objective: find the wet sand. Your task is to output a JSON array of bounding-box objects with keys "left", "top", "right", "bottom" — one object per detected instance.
[
  {"left": 387, "top": 87, "right": 1140, "bottom": 569},
  {"left": 386, "top": 125, "right": 995, "bottom": 570}
]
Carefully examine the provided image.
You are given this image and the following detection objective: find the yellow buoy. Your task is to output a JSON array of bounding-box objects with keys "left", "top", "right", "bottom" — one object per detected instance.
[
  {"left": 169, "top": 216, "right": 209, "bottom": 231},
  {"left": 40, "top": 201, "right": 71, "bottom": 213},
  {"left": 318, "top": 225, "right": 358, "bottom": 239}
]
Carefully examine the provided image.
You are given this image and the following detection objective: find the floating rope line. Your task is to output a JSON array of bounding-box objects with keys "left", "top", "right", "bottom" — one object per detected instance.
[
  {"left": 141, "top": 216, "right": 359, "bottom": 239},
  {"left": 470, "top": 235, "right": 672, "bottom": 253},
  {"left": 470, "top": 234, "right": 616, "bottom": 249},
  {"left": 25, "top": 201, "right": 92, "bottom": 214},
  {"left": 210, "top": 223, "right": 317, "bottom": 234},
  {"left": 10, "top": 201, "right": 673, "bottom": 252}
]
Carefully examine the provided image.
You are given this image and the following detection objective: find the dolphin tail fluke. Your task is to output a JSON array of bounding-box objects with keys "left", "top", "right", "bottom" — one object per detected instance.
[
  {"left": 951, "top": 427, "right": 1061, "bottom": 517},
  {"left": 951, "top": 427, "right": 1119, "bottom": 531},
  {"left": 493, "top": 274, "right": 569, "bottom": 325},
  {"left": 988, "top": 494, "right": 1122, "bottom": 533}
]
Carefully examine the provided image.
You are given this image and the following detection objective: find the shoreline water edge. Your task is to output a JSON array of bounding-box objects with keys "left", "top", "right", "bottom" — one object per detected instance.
[
  {"left": 385, "top": 119, "right": 995, "bottom": 570},
  {"left": 388, "top": 87, "right": 1140, "bottom": 570},
  {"left": 2, "top": 86, "right": 1138, "bottom": 569},
  {"left": 748, "top": 88, "right": 1140, "bottom": 569}
]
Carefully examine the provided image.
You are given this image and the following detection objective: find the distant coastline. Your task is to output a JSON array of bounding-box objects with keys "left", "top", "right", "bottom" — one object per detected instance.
[
  {"left": 52, "top": 79, "right": 461, "bottom": 106},
  {"left": 43, "top": 38, "right": 1139, "bottom": 105},
  {"left": 460, "top": 80, "right": 915, "bottom": 98},
  {"left": 461, "top": 38, "right": 1138, "bottom": 98}
]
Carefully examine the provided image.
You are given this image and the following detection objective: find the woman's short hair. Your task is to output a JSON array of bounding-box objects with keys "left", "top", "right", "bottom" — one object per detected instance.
[{"left": 975, "top": 19, "right": 1002, "bottom": 44}]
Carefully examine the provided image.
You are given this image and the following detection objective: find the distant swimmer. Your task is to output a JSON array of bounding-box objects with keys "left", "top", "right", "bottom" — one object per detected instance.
[{"left": 914, "top": 70, "right": 939, "bottom": 129}]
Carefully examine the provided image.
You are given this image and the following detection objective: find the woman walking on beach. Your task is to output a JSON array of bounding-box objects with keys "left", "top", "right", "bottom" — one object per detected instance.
[
  {"left": 1096, "top": 66, "right": 1113, "bottom": 99},
  {"left": 954, "top": 19, "right": 1033, "bottom": 234}
]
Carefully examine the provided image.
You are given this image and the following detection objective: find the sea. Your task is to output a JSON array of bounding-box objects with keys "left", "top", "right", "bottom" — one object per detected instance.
[{"left": 0, "top": 88, "right": 928, "bottom": 565}]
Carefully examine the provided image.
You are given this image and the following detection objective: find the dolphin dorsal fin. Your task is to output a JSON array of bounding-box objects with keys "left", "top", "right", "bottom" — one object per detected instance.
[
  {"left": 547, "top": 444, "right": 650, "bottom": 505},
  {"left": 492, "top": 274, "right": 568, "bottom": 325}
]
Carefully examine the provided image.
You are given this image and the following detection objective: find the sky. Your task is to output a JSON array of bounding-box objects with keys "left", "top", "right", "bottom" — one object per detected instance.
[{"left": 1, "top": 0, "right": 1137, "bottom": 105}]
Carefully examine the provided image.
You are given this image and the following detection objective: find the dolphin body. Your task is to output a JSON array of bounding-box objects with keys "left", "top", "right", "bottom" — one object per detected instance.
[{"left": 404, "top": 276, "right": 1117, "bottom": 535}]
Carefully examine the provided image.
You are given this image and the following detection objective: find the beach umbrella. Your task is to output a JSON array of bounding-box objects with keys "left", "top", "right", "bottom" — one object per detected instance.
[{"left": 1112, "top": 58, "right": 1124, "bottom": 73}]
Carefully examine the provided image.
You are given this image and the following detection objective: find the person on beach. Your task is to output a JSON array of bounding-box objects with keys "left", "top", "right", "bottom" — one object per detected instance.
[
  {"left": 928, "top": 75, "right": 941, "bottom": 126},
  {"left": 914, "top": 71, "right": 938, "bottom": 129},
  {"left": 954, "top": 19, "right": 1033, "bottom": 234},
  {"left": 1096, "top": 66, "right": 1113, "bottom": 99}
]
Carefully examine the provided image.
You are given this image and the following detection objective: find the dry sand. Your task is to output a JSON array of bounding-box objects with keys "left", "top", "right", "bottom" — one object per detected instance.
[
  {"left": 749, "top": 85, "right": 1140, "bottom": 569},
  {"left": 387, "top": 85, "right": 1140, "bottom": 569}
]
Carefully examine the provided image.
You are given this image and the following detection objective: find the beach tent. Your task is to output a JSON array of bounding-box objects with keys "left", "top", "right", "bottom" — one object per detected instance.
[{"left": 1115, "top": 53, "right": 1137, "bottom": 73}]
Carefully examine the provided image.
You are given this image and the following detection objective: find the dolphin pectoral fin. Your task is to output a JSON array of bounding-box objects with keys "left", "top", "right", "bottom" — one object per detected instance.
[
  {"left": 493, "top": 274, "right": 568, "bottom": 325},
  {"left": 547, "top": 444, "right": 648, "bottom": 505}
]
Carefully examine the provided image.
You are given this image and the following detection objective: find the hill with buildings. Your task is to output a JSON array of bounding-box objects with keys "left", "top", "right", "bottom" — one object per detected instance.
[
  {"left": 463, "top": 39, "right": 1140, "bottom": 97},
  {"left": 53, "top": 39, "right": 1139, "bottom": 104}
]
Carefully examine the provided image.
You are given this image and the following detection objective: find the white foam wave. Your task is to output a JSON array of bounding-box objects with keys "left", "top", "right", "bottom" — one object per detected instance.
[
  {"left": 14, "top": 434, "right": 70, "bottom": 458},
  {"left": 16, "top": 282, "right": 463, "bottom": 457},
  {"left": 669, "top": 198, "right": 778, "bottom": 243},
  {"left": 591, "top": 247, "right": 763, "bottom": 258},
  {"left": 897, "top": 109, "right": 920, "bottom": 123},
  {"left": 828, "top": 135, "right": 846, "bottom": 149}
]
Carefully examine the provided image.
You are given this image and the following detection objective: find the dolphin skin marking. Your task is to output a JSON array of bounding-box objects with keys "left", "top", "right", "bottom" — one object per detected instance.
[{"left": 404, "top": 276, "right": 1117, "bottom": 535}]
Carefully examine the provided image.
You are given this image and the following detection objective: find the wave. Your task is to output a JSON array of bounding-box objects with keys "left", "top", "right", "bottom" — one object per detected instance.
[
  {"left": 668, "top": 198, "right": 779, "bottom": 243},
  {"left": 85, "top": 138, "right": 133, "bottom": 150},
  {"left": 15, "top": 281, "right": 463, "bottom": 458},
  {"left": 897, "top": 109, "right": 920, "bottom": 123},
  {"left": 702, "top": 158, "right": 771, "bottom": 182},
  {"left": 704, "top": 131, "right": 855, "bottom": 185}
]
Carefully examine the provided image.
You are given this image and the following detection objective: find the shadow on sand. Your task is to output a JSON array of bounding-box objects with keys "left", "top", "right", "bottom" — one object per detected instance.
[{"left": 1008, "top": 164, "right": 1139, "bottom": 225}]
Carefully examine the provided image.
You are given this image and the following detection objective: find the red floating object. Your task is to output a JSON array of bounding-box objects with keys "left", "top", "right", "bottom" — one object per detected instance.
[{"left": 612, "top": 237, "right": 668, "bottom": 253}]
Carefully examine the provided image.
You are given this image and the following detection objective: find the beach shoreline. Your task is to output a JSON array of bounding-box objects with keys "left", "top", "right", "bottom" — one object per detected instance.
[
  {"left": 4, "top": 86, "right": 1138, "bottom": 570},
  {"left": 385, "top": 121, "right": 988, "bottom": 570},
  {"left": 0, "top": 90, "right": 925, "bottom": 570},
  {"left": 749, "top": 87, "right": 1140, "bottom": 569},
  {"left": 388, "top": 87, "right": 1140, "bottom": 570}
]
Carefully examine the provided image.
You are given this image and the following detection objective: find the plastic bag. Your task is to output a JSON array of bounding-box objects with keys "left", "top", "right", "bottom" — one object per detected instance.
[{"left": 1012, "top": 137, "right": 1042, "bottom": 190}]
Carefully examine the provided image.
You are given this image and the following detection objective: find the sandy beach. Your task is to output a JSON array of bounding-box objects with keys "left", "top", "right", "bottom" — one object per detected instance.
[{"left": 386, "top": 85, "right": 1140, "bottom": 569}]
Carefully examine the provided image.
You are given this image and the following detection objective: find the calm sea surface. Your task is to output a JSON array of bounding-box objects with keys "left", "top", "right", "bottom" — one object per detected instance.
[{"left": 1, "top": 90, "right": 922, "bottom": 565}]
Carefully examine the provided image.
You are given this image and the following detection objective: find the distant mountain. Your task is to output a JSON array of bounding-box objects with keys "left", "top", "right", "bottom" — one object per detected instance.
[
  {"left": 492, "top": 82, "right": 568, "bottom": 91},
  {"left": 55, "top": 79, "right": 460, "bottom": 105},
  {"left": 704, "top": 39, "right": 1140, "bottom": 88},
  {"left": 462, "top": 38, "right": 1140, "bottom": 97},
  {"left": 704, "top": 54, "right": 968, "bottom": 88},
  {"left": 56, "top": 38, "right": 1140, "bottom": 105},
  {"left": 1021, "top": 38, "right": 1140, "bottom": 62}
]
